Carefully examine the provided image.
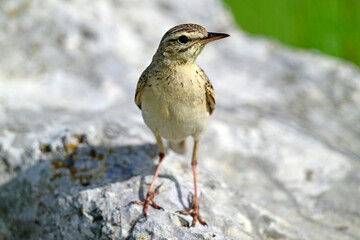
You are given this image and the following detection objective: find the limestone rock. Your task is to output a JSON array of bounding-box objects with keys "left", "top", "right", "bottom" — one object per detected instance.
[{"left": 1, "top": 0, "right": 360, "bottom": 239}]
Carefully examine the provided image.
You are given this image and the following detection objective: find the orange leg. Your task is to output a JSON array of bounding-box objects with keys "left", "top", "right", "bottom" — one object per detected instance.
[
  {"left": 132, "top": 133, "right": 165, "bottom": 216},
  {"left": 178, "top": 139, "right": 207, "bottom": 227}
]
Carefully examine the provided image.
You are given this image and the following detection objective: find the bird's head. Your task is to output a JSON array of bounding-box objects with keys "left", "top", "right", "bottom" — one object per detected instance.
[{"left": 153, "top": 24, "right": 229, "bottom": 65}]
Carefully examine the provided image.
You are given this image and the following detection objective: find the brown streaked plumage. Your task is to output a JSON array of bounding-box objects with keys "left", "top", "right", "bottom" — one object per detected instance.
[{"left": 132, "top": 23, "right": 229, "bottom": 227}]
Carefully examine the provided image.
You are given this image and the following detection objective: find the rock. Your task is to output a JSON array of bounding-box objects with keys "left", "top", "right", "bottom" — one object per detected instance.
[{"left": 1, "top": 0, "right": 360, "bottom": 239}]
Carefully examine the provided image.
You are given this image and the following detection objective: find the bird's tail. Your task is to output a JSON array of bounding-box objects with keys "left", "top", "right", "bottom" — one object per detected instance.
[{"left": 169, "top": 140, "right": 186, "bottom": 154}]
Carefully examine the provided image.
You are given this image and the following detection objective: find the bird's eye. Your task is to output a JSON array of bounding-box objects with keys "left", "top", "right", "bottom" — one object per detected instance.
[{"left": 178, "top": 35, "right": 189, "bottom": 44}]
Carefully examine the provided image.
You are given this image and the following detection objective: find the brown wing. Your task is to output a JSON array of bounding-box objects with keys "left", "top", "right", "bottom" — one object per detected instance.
[
  {"left": 204, "top": 75, "right": 215, "bottom": 115},
  {"left": 135, "top": 72, "right": 147, "bottom": 109}
]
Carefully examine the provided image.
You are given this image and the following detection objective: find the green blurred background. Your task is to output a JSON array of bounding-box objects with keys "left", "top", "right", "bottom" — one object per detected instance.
[{"left": 224, "top": 0, "right": 360, "bottom": 67}]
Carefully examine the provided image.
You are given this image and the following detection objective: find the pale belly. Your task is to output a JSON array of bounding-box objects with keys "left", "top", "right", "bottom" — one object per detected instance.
[{"left": 141, "top": 82, "right": 210, "bottom": 141}]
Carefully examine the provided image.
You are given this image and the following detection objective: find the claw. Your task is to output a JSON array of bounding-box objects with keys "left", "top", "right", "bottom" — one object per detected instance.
[
  {"left": 151, "top": 201, "right": 164, "bottom": 210},
  {"left": 178, "top": 202, "right": 207, "bottom": 227},
  {"left": 131, "top": 184, "right": 164, "bottom": 215}
]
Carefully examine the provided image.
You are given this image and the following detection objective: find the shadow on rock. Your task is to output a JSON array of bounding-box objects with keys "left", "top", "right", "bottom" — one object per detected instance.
[{"left": 0, "top": 142, "right": 186, "bottom": 239}]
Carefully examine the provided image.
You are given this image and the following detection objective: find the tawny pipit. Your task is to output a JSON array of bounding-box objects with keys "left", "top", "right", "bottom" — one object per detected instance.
[{"left": 133, "top": 23, "right": 229, "bottom": 227}]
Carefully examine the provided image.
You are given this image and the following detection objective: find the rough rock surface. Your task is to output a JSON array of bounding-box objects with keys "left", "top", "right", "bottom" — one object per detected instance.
[{"left": 1, "top": 0, "right": 360, "bottom": 239}]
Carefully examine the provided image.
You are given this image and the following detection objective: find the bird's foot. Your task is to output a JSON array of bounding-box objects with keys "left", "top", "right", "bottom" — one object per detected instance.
[
  {"left": 131, "top": 185, "right": 164, "bottom": 216},
  {"left": 177, "top": 202, "right": 207, "bottom": 227}
]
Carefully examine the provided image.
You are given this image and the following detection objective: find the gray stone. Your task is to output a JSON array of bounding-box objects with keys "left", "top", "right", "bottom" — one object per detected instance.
[{"left": 1, "top": 0, "right": 360, "bottom": 239}]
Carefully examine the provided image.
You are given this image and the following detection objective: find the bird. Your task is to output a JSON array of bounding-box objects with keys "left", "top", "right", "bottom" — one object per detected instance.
[{"left": 133, "top": 23, "right": 229, "bottom": 227}]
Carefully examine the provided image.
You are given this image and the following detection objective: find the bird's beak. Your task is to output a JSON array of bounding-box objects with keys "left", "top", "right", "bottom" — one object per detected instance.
[{"left": 196, "top": 32, "right": 230, "bottom": 45}]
